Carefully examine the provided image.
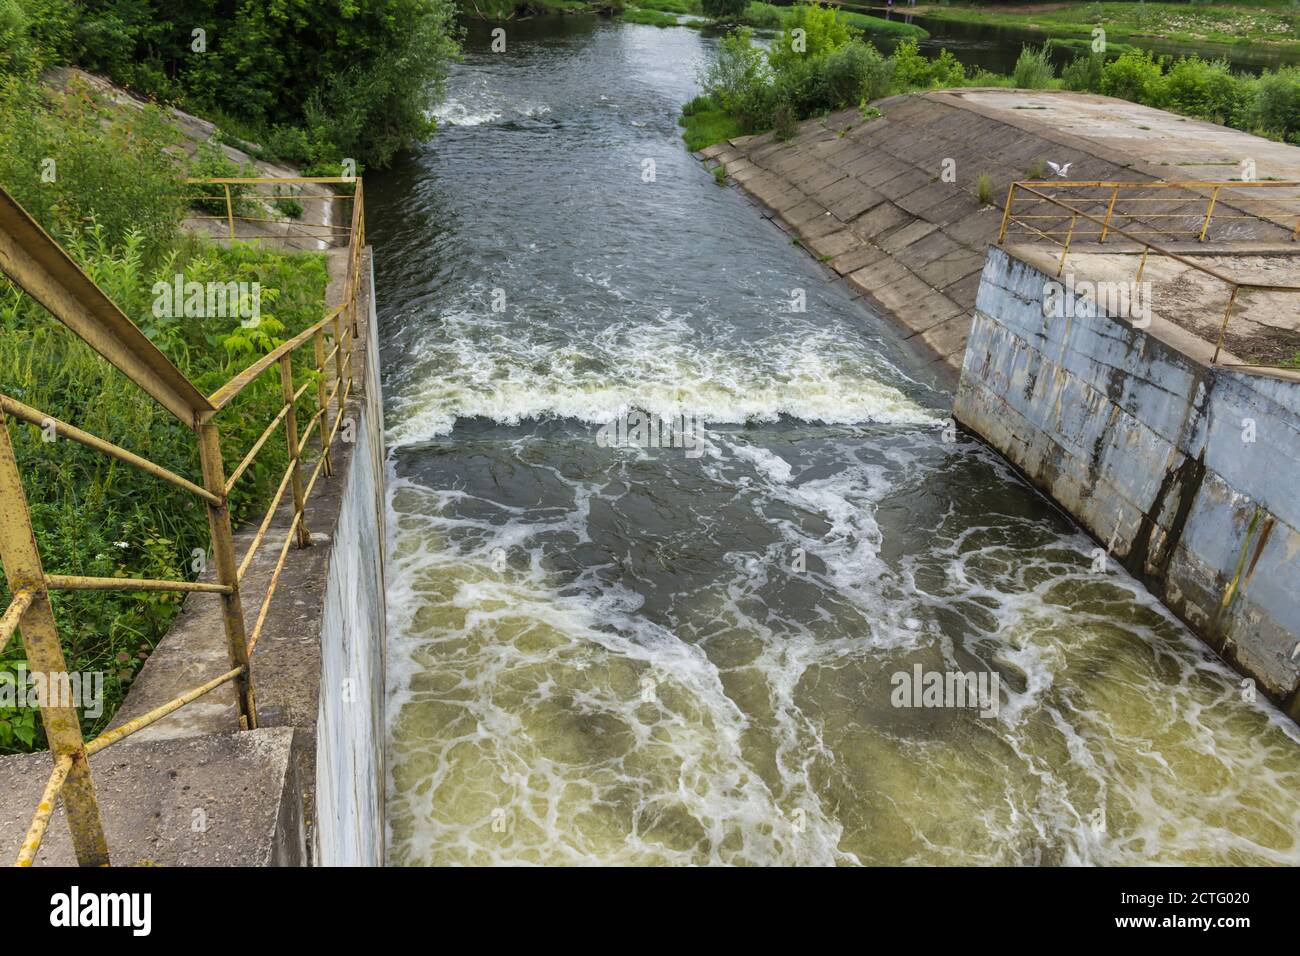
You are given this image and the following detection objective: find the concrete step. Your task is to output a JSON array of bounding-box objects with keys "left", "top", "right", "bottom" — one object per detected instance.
[{"left": 0, "top": 727, "right": 306, "bottom": 866}]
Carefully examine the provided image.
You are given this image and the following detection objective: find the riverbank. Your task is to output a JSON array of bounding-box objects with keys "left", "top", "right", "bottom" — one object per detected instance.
[{"left": 910, "top": 2, "right": 1300, "bottom": 50}]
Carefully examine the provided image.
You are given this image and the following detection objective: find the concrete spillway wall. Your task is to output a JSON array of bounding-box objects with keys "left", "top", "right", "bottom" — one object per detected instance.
[
  {"left": 955, "top": 247, "right": 1300, "bottom": 712},
  {"left": 314, "top": 257, "right": 388, "bottom": 866}
]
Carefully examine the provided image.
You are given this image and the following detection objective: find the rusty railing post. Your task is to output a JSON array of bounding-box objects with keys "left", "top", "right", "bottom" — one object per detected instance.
[
  {"left": 998, "top": 183, "right": 1017, "bottom": 244},
  {"left": 0, "top": 409, "right": 110, "bottom": 866},
  {"left": 1212, "top": 284, "right": 1240, "bottom": 365},
  {"left": 279, "top": 355, "right": 311, "bottom": 548},
  {"left": 1198, "top": 185, "right": 1222, "bottom": 242},
  {"left": 195, "top": 421, "right": 257, "bottom": 728},
  {"left": 1099, "top": 185, "right": 1120, "bottom": 243},
  {"left": 1135, "top": 245, "right": 1150, "bottom": 284},
  {"left": 1058, "top": 214, "right": 1077, "bottom": 277},
  {"left": 313, "top": 329, "right": 333, "bottom": 477},
  {"left": 222, "top": 184, "right": 236, "bottom": 241}
]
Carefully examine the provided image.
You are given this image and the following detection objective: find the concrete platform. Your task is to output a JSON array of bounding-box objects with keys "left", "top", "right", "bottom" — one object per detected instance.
[{"left": 0, "top": 728, "right": 305, "bottom": 866}]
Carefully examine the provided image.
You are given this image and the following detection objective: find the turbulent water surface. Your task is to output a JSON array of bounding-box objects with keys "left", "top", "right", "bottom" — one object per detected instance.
[{"left": 369, "top": 18, "right": 1300, "bottom": 866}]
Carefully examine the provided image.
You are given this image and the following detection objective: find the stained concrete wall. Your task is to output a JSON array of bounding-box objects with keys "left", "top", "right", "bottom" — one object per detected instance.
[
  {"left": 314, "top": 256, "right": 388, "bottom": 866},
  {"left": 955, "top": 246, "right": 1300, "bottom": 712}
]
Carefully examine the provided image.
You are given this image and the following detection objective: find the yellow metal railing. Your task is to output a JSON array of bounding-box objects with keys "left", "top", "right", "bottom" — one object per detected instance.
[
  {"left": 0, "top": 175, "right": 366, "bottom": 866},
  {"left": 998, "top": 180, "right": 1300, "bottom": 369}
]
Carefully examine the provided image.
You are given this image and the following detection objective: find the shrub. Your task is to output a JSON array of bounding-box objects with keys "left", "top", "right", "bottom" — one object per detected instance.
[
  {"left": 700, "top": 28, "right": 774, "bottom": 129},
  {"left": 1156, "top": 56, "right": 1243, "bottom": 124},
  {"left": 772, "top": 101, "right": 798, "bottom": 140},
  {"left": 890, "top": 38, "right": 932, "bottom": 91},
  {"left": 975, "top": 172, "right": 995, "bottom": 206},
  {"left": 0, "top": 0, "right": 33, "bottom": 74},
  {"left": 929, "top": 48, "right": 966, "bottom": 87},
  {"left": 821, "top": 40, "right": 893, "bottom": 106},
  {"left": 702, "top": 0, "right": 747, "bottom": 20},
  {"left": 1061, "top": 52, "right": 1105, "bottom": 93},
  {"left": 1245, "top": 66, "right": 1300, "bottom": 142},
  {"left": 1012, "top": 45, "right": 1055, "bottom": 89},
  {"left": 1100, "top": 49, "right": 1164, "bottom": 104},
  {"left": 768, "top": 2, "right": 859, "bottom": 73},
  {"left": 742, "top": 1, "right": 784, "bottom": 29}
]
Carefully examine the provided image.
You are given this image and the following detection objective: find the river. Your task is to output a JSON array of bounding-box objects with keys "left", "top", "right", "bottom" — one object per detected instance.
[{"left": 368, "top": 16, "right": 1300, "bottom": 866}]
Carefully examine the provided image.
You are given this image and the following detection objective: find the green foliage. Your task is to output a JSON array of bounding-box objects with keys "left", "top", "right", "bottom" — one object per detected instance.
[
  {"left": 772, "top": 101, "right": 798, "bottom": 140},
  {"left": 741, "top": 1, "right": 784, "bottom": 29},
  {"left": 67, "top": 0, "right": 462, "bottom": 169},
  {"left": 1012, "top": 45, "right": 1055, "bottom": 89},
  {"left": 0, "top": 0, "right": 33, "bottom": 74},
  {"left": 1245, "top": 66, "right": 1300, "bottom": 142},
  {"left": 1061, "top": 51, "right": 1105, "bottom": 92},
  {"left": 701, "top": 0, "right": 746, "bottom": 21},
  {"left": 624, "top": 6, "right": 679, "bottom": 25},
  {"left": 0, "top": 75, "right": 184, "bottom": 263},
  {"left": 890, "top": 39, "right": 962, "bottom": 91},
  {"left": 768, "top": 2, "right": 858, "bottom": 73},
  {"left": 974, "top": 172, "right": 994, "bottom": 206},
  {"left": 1157, "top": 56, "right": 1243, "bottom": 124},
  {"left": 700, "top": 27, "right": 774, "bottom": 130},
  {"left": 1100, "top": 49, "right": 1164, "bottom": 103},
  {"left": 0, "top": 74, "right": 328, "bottom": 750},
  {"left": 819, "top": 40, "right": 893, "bottom": 107},
  {"left": 678, "top": 96, "right": 745, "bottom": 152}
]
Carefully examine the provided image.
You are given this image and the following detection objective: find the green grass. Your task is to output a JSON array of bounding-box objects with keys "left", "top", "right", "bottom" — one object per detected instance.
[
  {"left": 624, "top": 6, "right": 681, "bottom": 26},
  {"left": 919, "top": 2, "right": 1300, "bottom": 48},
  {"left": 838, "top": 10, "right": 929, "bottom": 38},
  {"left": 680, "top": 96, "right": 745, "bottom": 151}
]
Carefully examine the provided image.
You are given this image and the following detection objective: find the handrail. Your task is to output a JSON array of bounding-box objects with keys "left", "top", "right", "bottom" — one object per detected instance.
[
  {"left": 0, "top": 174, "right": 366, "bottom": 865},
  {"left": 998, "top": 180, "right": 1300, "bottom": 369}
]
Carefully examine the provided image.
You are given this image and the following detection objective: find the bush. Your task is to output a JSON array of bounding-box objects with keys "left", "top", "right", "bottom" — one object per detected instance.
[
  {"left": 1155, "top": 56, "right": 1243, "bottom": 124},
  {"left": 742, "top": 1, "right": 784, "bottom": 29},
  {"left": 890, "top": 38, "right": 931, "bottom": 91},
  {"left": 0, "top": 0, "right": 33, "bottom": 74},
  {"left": 768, "top": 2, "right": 858, "bottom": 73},
  {"left": 821, "top": 40, "right": 893, "bottom": 105},
  {"left": 1100, "top": 49, "right": 1164, "bottom": 104},
  {"left": 773, "top": 101, "right": 798, "bottom": 140},
  {"left": 702, "top": 0, "right": 746, "bottom": 20},
  {"left": 1245, "top": 66, "right": 1300, "bottom": 142},
  {"left": 701, "top": 28, "right": 774, "bottom": 129},
  {"left": 1061, "top": 52, "right": 1105, "bottom": 93},
  {"left": 1012, "top": 45, "right": 1055, "bottom": 89}
]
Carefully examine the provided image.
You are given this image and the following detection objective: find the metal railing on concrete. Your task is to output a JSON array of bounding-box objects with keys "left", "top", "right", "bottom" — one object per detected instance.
[
  {"left": 0, "top": 175, "right": 365, "bottom": 866},
  {"left": 998, "top": 180, "right": 1300, "bottom": 369}
]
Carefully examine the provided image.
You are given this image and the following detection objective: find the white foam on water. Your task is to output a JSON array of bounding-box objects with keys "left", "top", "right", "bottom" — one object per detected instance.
[{"left": 386, "top": 309, "right": 938, "bottom": 447}]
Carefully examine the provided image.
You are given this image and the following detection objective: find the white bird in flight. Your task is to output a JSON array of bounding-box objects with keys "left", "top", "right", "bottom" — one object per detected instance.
[{"left": 1046, "top": 161, "right": 1073, "bottom": 178}]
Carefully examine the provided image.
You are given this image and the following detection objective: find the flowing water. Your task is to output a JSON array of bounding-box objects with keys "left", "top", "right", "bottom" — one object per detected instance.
[{"left": 370, "top": 18, "right": 1300, "bottom": 866}]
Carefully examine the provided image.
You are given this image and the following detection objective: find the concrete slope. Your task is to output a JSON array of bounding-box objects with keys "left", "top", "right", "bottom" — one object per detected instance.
[{"left": 700, "top": 89, "right": 1300, "bottom": 379}]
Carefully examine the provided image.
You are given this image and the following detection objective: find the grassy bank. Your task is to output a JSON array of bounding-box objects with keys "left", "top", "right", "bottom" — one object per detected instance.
[
  {"left": 682, "top": 4, "right": 1300, "bottom": 151},
  {"left": 628, "top": 0, "right": 929, "bottom": 34},
  {"left": 0, "top": 68, "right": 329, "bottom": 752},
  {"left": 916, "top": 2, "right": 1300, "bottom": 49}
]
